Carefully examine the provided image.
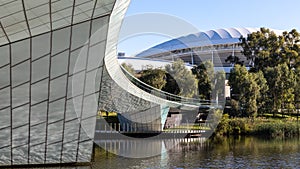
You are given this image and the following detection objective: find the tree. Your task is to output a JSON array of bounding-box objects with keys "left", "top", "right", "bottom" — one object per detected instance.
[
  {"left": 121, "top": 63, "right": 136, "bottom": 76},
  {"left": 240, "top": 28, "right": 300, "bottom": 71},
  {"left": 191, "top": 61, "right": 214, "bottom": 100},
  {"left": 227, "top": 28, "right": 300, "bottom": 117},
  {"left": 240, "top": 28, "right": 283, "bottom": 71},
  {"left": 281, "top": 29, "right": 300, "bottom": 69},
  {"left": 214, "top": 71, "right": 226, "bottom": 102},
  {"left": 243, "top": 73, "right": 259, "bottom": 118},
  {"left": 275, "top": 63, "right": 296, "bottom": 112},
  {"left": 254, "top": 71, "right": 269, "bottom": 115},
  {"left": 228, "top": 65, "right": 248, "bottom": 100},
  {"left": 227, "top": 99, "right": 240, "bottom": 117},
  {"left": 192, "top": 60, "right": 226, "bottom": 101},
  {"left": 264, "top": 63, "right": 296, "bottom": 115},
  {"left": 138, "top": 67, "right": 167, "bottom": 90},
  {"left": 228, "top": 65, "right": 260, "bottom": 117},
  {"left": 165, "top": 59, "right": 198, "bottom": 98},
  {"left": 225, "top": 55, "right": 244, "bottom": 66},
  {"left": 162, "top": 73, "right": 180, "bottom": 95}
]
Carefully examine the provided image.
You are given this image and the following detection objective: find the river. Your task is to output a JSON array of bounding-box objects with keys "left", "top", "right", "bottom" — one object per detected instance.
[
  {"left": 7, "top": 136, "right": 300, "bottom": 169},
  {"left": 91, "top": 137, "right": 300, "bottom": 169}
]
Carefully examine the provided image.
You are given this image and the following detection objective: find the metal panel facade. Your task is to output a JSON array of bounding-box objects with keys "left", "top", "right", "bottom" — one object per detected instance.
[{"left": 0, "top": 0, "right": 130, "bottom": 166}]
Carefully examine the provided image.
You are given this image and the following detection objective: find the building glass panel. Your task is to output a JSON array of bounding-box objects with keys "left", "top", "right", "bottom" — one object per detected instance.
[
  {"left": 31, "top": 55, "right": 50, "bottom": 83},
  {"left": 51, "top": 27, "right": 71, "bottom": 55},
  {"left": 0, "top": 107, "right": 10, "bottom": 129},
  {"left": 30, "top": 123, "right": 46, "bottom": 145},
  {"left": 12, "top": 125, "right": 29, "bottom": 147},
  {"left": 12, "top": 104, "right": 29, "bottom": 128},
  {"left": 30, "top": 101, "right": 47, "bottom": 125},
  {"left": 12, "top": 83, "right": 30, "bottom": 108},
  {"left": 32, "top": 33, "right": 51, "bottom": 60},
  {"left": 12, "top": 145, "right": 28, "bottom": 165},
  {"left": 47, "top": 120, "right": 63, "bottom": 144},
  {"left": 48, "top": 98, "right": 65, "bottom": 123},
  {"left": 0, "top": 65, "right": 10, "bottom": 88},
  {"left": 11, "top": 39, "right": 30, "bottom": 66},
  {"left": 12, "top": 60, "right": 30, "bottom": 87},
  {"left": 0, "top": 45, "right": 10, "bottom": 67},
  {"left": 29, "top": 143, "right": 45, "bottom": 164},
  {"left": 31, "top": 79, "right": 49, "bottom": 105},
  {"left": 50, "top": 50, "right": 69, "bottom": 78}
]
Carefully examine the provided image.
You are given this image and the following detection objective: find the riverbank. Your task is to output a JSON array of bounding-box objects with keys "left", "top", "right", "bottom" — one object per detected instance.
[{"left": 214, "top": 114, "right": 300, "bottom": 138}]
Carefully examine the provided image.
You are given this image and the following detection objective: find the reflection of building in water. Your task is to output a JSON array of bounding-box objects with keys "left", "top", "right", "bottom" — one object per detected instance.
[{"left": 95, "top": 137, "right": 207, "bottom": 159}]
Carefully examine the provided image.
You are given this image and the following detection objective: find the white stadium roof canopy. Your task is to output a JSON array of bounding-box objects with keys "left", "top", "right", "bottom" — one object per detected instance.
[{"left": 136, "top": 27, "right": 283, "bottom": 58}]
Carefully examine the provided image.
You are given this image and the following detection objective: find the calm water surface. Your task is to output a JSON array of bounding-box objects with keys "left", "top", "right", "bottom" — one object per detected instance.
[
  {"left": 8, "top": 137, "right": 300, "bottom": 169},
  {"left": 92, "top": 137, "right": 300, "bottom": 169}
]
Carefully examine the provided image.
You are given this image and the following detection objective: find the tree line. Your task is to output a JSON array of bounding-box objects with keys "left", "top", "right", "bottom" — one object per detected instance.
[{"left": 227, "top": 28, "right": 300, "bottom": 118}]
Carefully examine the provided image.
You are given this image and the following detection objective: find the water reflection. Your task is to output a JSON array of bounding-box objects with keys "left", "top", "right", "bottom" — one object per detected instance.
[
  {"left": 4, "top": 136, "right": 300, "bottom": 169},
  {"left": 92, "top": 137, "right": 300, "bottom": 169},
  {"left": 95, "top": 137, "right": 206, "bottom": 158}
]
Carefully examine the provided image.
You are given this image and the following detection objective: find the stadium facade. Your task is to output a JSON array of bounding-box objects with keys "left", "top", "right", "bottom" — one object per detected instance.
[{"left": 136, "top": 28, "right": 281, "bottom": 67}]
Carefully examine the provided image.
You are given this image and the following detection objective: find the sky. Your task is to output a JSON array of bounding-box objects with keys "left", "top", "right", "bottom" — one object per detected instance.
[{"left": 117, "top": 0, "right": 300, "bottom": 57}]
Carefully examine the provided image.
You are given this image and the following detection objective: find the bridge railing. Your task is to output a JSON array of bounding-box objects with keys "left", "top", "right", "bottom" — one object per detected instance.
[
  {"left": 95, "top": 121, "right": 212, "bottom": 133},
  {"left": 120, "top": 65, "right": 218, "bottom": 106}
]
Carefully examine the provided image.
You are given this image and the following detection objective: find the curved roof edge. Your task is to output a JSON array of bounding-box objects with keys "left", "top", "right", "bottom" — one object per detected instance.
[{"left": 136, "top": 27, "right": 282, "bottom": 58}]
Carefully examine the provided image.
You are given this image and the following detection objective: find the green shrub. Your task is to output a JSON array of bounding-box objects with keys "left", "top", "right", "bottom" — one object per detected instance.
[
  {"left": 215, "top": 117, "right": 251, "bottom": 136},
  {"left": 254, "top": 122, "right": 299, "bottom": 138},
  {"left": 214, "top": 115, "right": 299, "bottom": 138}
]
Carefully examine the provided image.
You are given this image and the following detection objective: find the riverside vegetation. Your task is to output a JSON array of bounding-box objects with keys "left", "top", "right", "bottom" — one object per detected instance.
[{"left": 214, "top": 114, "right": 299, "bottom": 138}]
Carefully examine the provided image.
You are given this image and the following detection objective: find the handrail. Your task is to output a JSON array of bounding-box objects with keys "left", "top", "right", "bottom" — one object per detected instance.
[{"left": 120, "top": 65, "right": 220, "bottom": 106}]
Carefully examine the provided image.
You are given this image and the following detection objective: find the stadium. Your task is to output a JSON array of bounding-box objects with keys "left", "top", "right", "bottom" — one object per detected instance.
[{"left": 120, "top": 27, "right": 282, "bottom": 71}]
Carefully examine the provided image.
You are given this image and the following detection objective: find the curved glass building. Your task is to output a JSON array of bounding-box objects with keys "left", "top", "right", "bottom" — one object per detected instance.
[{"left": 0, "top": 0, "right": 130, "bottom": 166}]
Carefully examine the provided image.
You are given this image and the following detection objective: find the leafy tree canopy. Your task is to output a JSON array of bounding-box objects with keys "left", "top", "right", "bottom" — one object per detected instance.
[
  {"left": 165, "top": 59, "right": 198, "bottom": 98},
  {"left": 138, "top": 67, "right": 167, "bottom": 90},
  {"left": 239, "top": 28, "right": 300, "bottom": 71},
  {"left": 192, "top": 60, "right": 214, "bottom": 100}
]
